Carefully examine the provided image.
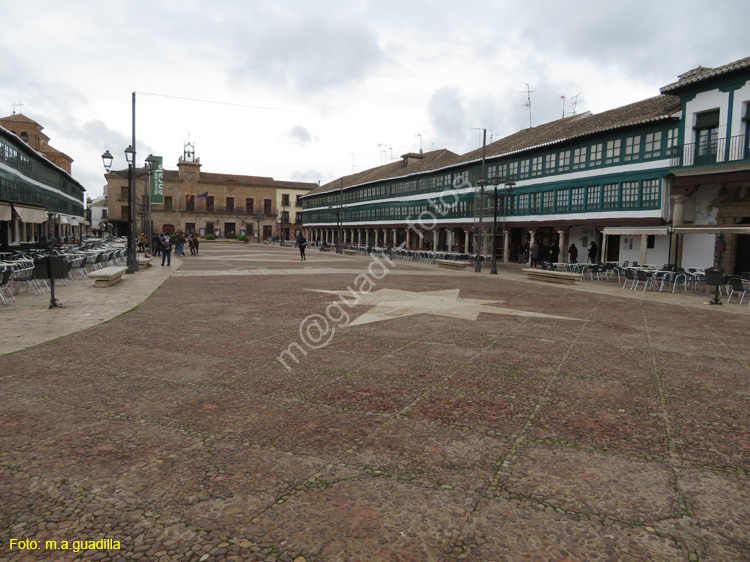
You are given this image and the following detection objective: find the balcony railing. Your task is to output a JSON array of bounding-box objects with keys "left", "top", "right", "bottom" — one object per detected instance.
[
  {"left": 173, "top": 207, "right": 278, "bottom": 216},
  {"left": 671, "top": 134, "right": 750, "bottom": 168}
]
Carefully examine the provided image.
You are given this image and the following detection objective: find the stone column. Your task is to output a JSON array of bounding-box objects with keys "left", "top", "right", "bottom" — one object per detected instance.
[
  {"left": 557, "top": 229, "right": 568, "bottom": 264},
  {"left": 640, "top": 234, "right": 648, "bottom": 266},
  {"left": 433, "top": 229, "right": 439, "bottom": 251},
  {"left": 463, "top": 229, "right": 471, "bottom": 253},
  {"left": 527, "top": 229, "right": 536, "bottom": 266}
]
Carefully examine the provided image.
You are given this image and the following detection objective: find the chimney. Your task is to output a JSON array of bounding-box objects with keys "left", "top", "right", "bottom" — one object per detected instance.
[{"left": 400, "top": 152, "right": 425, "bottom": 168}]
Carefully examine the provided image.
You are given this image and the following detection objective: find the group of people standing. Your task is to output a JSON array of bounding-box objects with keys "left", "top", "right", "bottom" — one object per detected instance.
[
  {"left": 143, "top": 231, "right": 200, "bottom": 266},
  {"left": 528, "top": 240, "right": 597, "bottom": 268}
]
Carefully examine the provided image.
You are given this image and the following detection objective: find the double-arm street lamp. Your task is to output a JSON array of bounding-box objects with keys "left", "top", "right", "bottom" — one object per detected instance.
[
  {"left": 490, "top": 178, "right": 516, "bottom": 275},
  {"left": 474, "top": 179, "right": 487, "bottom": 272},
  {"left": 101, "top": 146, "right": 138, "bottom": 273}
]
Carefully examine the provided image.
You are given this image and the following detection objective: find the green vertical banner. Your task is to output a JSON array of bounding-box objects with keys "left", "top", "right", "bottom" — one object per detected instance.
[{"left": 150, "top": 156, "right": 164, "bottom": 204}]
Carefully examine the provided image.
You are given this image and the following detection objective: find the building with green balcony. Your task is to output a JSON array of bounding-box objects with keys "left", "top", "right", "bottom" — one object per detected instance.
[
  {"left": 302, "top": 57, "right": 750, "bottom": 274},
  {"left": 0, "top": 115, "right": 86, "bottom": 247}
]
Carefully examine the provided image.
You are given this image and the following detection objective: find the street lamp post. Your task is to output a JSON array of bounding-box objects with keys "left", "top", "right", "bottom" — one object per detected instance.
[
  {"left": 489, "top": 176, "right": 502, "bottom": 275},
  {"left": 102, "top": 148, "right": 138, "bottom": 273},
  {"left": 474, "top": 179, "right": 486, "bottom": 272},
  {"left": 253, "top": 213, "right": 265, "bottom": 243},
  {"left": 502, "top": 180, "right": 516, "bottom": 265}
]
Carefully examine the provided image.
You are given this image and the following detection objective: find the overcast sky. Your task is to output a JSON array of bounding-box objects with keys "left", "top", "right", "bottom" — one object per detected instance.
[{"left": 2, "top": 0, "right": 748, "bottom": 199}]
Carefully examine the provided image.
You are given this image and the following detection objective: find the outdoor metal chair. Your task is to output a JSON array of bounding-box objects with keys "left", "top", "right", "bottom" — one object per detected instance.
[
  {"left": 0, "top": 268, "right": 13, "bottom": 304},
  {"left": 727, "top": 277, "right": 749, "bottom": 304},
  {"left": 633, "top": 269, "right": 653, "bottom": 291}
]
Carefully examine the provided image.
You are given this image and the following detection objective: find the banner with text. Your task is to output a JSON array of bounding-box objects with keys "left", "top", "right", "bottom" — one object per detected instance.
[{"left": 150, "top": 156, "right": 164, "bottom": 204}]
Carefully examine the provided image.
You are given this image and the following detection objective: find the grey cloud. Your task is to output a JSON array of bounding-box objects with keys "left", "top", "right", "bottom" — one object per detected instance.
[
  {"left": 427, "top": 87, "right": 468, "bottom": 151},
  {"left": 230, "top": 10, "right": 384, "bottom": 93},
  {"left": 288, "top": 125, "right": 313, "bottom": 145}
]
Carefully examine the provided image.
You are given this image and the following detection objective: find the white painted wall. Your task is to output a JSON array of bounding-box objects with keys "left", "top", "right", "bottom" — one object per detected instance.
[
  {"left": 730, "top": 83, "right": 750, "bottom": 138},
  {"left": 682, "top": 234, "right": 715, "bottom": 269}
]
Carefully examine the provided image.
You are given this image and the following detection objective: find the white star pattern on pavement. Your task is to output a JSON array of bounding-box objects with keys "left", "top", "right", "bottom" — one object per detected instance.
[{"left": 307, "top": 288, "right": 581, "bottom": 326}]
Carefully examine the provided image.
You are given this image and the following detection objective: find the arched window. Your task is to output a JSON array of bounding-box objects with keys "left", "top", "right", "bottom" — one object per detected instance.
[{"left": 20, "top": 132, "right": 28, "bottom": 143}]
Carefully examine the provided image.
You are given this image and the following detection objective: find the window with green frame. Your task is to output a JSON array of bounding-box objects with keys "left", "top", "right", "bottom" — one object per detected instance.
[
  {"left": 571, "top": 187, "right": 585, "bottom": 211},
  {"left": 519, "top": 159, "right": 530, "bottom": 178},
  {"left": 641, "top": 179, "right": 660, "bottom": 208},
  {"left": 605, "top": 140, "right": 621, "bottom": 164},
  {"left": 666, "top": 127, "right": 679, "bottom": 156},
  {"left": 545, "top": 153, "right": 556, "bottom": 173},
  {"left": 644, "top": 132, "right": 662, "bottom": 159},
  {"left": 624, "top": 136, "right": 641, "bottom": 161},
  {"left": 602, "top": 183, "right": 618, "bottom": 209},
  {"left": 558, "top": 150, "right": 570, "bottom": 172},
  {"left": 508, "top": 161, "right": 518, "bottom": 179},
  {"left": 573, "top": 147, "right": 587, "bottom": 170},
  {"left": 621, "top": 181, "right": 639, "bottom": 208},
  {"left": 556, "top": 189, "right": 569, "bottom": 212},
  {"left": 529, "top": 192, "right": 540, "bottom": 213},
  {"left": 590, "top": 143, "right": 603, "bottom": 166},
  {"left": 586, "top": 185, "right": 601, "bottom": 210},
  {"left": 542, "top": 190, "right": 554, "bottom": 212},
  {"left": 531, "top": 156, "right": 542, "bottom": 177},
  {"left": 517, "top": 193, "right": 529, "bottom": 213}
]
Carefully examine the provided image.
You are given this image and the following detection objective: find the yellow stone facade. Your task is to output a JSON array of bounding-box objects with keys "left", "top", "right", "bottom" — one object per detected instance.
[{"left": 103, "top": 155, "right": 315, "bottom": 241}]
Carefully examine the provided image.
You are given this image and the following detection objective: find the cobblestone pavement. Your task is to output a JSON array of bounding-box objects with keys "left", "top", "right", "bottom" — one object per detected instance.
[{"left": 1, "top": 243, "right": 748, "bottom": 561}]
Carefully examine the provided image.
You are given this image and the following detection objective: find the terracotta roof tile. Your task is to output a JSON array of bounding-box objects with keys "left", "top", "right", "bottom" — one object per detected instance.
[
  {"left": 660, "top": 57, "right": 750, "bottom": 93},
  {"left": 458, "top": 95, "right": 681, "bottom": 164},
  {"left": 306, "top": 149, "right": 461, "bottom": 197}
]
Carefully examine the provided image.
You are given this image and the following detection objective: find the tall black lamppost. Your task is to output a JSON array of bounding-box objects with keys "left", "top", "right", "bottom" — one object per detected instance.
[
  {"left": 253, "top": 213, "right": 265, "bottom": 243},
  {"left": 328, "top": 204, "right": 345, "bottom": 253},
  {"left": 101, "top": 147, "right": 138, "bottom": 273},
  {"left": 489, "top": 176, "right": 502, "bottom": 275},
  {"left": 502, "top": 180, "right": 516, "bottom": 264},
  {"left": 474, "top": 179, "right": 486, "bottom": 272}
]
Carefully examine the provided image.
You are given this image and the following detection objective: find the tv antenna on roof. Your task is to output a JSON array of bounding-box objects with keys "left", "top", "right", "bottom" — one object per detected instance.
[
  {"left": 560, "top": 95, "right": 566, "bottom": 119},
  {"left": 520, "top": 83, "right": 534, "bottom": 128},
  {"left": 347, "top": 152, "right": 357, "bottom": 174},
  {"left": 11, "top": 101, "right": 23, "bottom": 114},
  {"left": 377, "top": 143, "right": 387, "bottom": 165},
  {"left": 571, "top": 93, "right": 583, "bottom": 116},
  {"left": 415, "top": 133, "right": 422, "bottom": 153}
]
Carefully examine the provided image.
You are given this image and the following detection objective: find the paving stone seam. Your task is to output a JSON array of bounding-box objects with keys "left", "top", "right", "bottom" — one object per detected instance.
[
  {"left": 492, "top": 294, "right": 604, "bottom": 473},
  {"left": 462, "top": 493, "right": 693, "bottom": 560}
]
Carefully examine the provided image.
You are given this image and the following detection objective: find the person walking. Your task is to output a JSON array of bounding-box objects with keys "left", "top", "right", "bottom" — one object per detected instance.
[
  {"left": 161, "top": 235, "right": 172, "bottom": 266},
  {"left": 569, "top": 243, "right": 578, "bottom": 263},
  {"left": 192, "top": 234, "right": 199, "bottom": 255},
  {"left": 297, "top": 231, "right": 307, "bottom": 261},
  {"left": 138, "top": 233, "right": 148, "bottom": 252}
]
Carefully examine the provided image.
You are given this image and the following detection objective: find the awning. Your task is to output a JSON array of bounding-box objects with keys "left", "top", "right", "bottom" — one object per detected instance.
[
  {"left": 674, "top": 225, "right": 750, "bottom": 235},
  {"left": 58, "top": 216, "right": 69, "bottom": 224},
  {"left": 13, "top": 204, "right": 48, "bottom": 223},
  {"left": 0, "top": 202, "right": 11, "bottom": 222},
  {"left": 68, "top": 218, "right": 80, "bottom": 226},
  {"left": 602, "top": 226, "right": 669, "bottom": 236}
]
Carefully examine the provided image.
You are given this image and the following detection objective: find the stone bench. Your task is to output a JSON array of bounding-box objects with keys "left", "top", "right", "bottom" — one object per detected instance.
[
  {"left": 138, "top": 256, "right": 155, "bottom": 268},
  {"left": 320, "top": 247, "right": 332, "bottom": 252},
  {"left": 87, "top": 266, "right": 128, "bottom": 287},
  {"left": 343, "top": 249, "right": 357, "bottom": 256},
  {"left": 435, "top": 259, "right": 469, "bottom": 270},
  {"left": 522, "top": 268, "right": 582, "bottom": 285}
]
